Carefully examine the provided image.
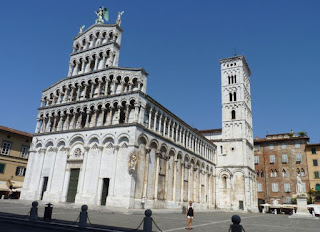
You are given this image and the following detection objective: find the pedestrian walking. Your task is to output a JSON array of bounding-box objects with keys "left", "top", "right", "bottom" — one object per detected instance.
[{"left": 185, "top": 201, "right": 194, "bottom": 230}]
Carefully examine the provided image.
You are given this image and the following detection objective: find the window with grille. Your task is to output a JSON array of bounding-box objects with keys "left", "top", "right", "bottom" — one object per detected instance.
[
  {"left": 1, "top": 141, "right": 12, "bottom": 155},
  {"left": 296, "top": 154, "right": 302, "bottom": 164},
  {"left": 284, "top": 183, "right": 291, "bottom": 192},
  {"left": 254, "top": 145, "right": 260, "bottom": 151},
  {"left": 282, "top": 169, "right": 288, "bottom": 177},
  {"left": 282, "top": 154, "right": 288, "bottom": 163},
  {"left": 301, "top": 168, "right": 305, "bottom": 177},
  {"left": 285, "top": 197, "right": 291, "bottom": 203},
  {"left": 315, "top": 171, "right": 320, "bottom": 179},
  {"left": 257, "top": 183, "right": 263, "bottom": 192},
  {"left": 15, "top": 166, "right": 26, "bottom": 176},
  {"left": 20, "top": 146, "right": 29, "bottom": 158},
  {"left": 254, "top": 156, "right": 259, "bottom": 165},
  {"left": 272, "top": 183, "right": 279, "bottom": 192},
  {"left": 270, "top": 155, "right": 275, "bottom": 164},
  {"left": 269, "top": 144, "right": 274, "bottom": 150},
  {"left": 312, "top": 147, "right": 317, "bottom": 154}
]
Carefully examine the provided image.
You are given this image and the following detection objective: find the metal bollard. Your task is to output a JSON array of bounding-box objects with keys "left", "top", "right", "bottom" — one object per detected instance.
[
  {"left": 229, "top": 215, "right": 245, "bottom": 232},
  {"left": 79, "top": 205, "right": 88, "bottom": 228},
  {"left": 43, "top": 202, "right": 53, "bottom": 221},
  {"left": 143, "top": 209, "right": 152, "bottom": 232},
  {"left": 29, "top": 201, "right": 38, "bottom": 221}
]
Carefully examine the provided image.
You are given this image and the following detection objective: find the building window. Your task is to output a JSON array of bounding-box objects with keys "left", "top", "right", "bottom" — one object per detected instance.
[
  {"left": 257, "top": 183, "right": 263, "bottom": 192},
  {"left": 254, "top": 156, "right": 259, "bottom": 165},
  {"left": 297, "top": 168, "right": 300, "bottom": 175},
  {"left": 300, "top": 168, "right": 305, "bottom": 177},
  {"left": 260, "top": 170, "right": 264, "bottom": 177},
  {"left": 295, "top": 143, "right": 300, "bottom": 148},
  {"left": 1, "top": 141, "right": 12, "bottom": 155},
  {"left": 0, "top": 163, "right": 5, "bottom": 174},
  {"left": 313, "top": 159, "right": 318, "bottom": 166},
  {"left": 20, "top": 146, "right": 29, "bottom": 159},
  {"left": 231, "top": 110, "right": 236, "bottom": 119},
  {"left": 282, "top": 169, "right": 288, "bottom": 177},
  {"left": 285, "top": 197, "right": 291, "bottom": 204},
  {"left": 270, "top": 155, "right": 275, "bottom": 164},
  {"left": 284, "top": 183, "right": 291, "bottom": 192},
  {"left": 281, "top": 144, "right": 286, "bottom": 149},
  {"left": 315, "top": 171, "right": 320, "bottom": 179},
  {"left": 233, "top": 92, "right": 237, "bottom": 101},
  {"left": 296, "top": 154, "right": 302, "bottom": 164},
  {"left": 229, "top": 92, "right": 233, "bottom": 102},
  {"left": 15, "top": 166, "right": 26, "bottom": 176},
  {"left": 274, "top": 169, "right": 278, "bottom": 177},
  {"left": 316, "top": 183, "right": 320, "bottom": 191},
  {"left": 282, "top": 154, "right": 288, "bottom": 164},
  {"left": 312, "top": 147, "right": 317, "bottom": 154},
  {"left": 254, "top": 145, "right": 260, "bottom": 151},
  {"left": 270, "top": 169, "right": 274, "bottom": 177},
  {"left": 272, "top": 183, "right": 279, "bottom": 192},
  {"left": 269, "top": 144, "right": 274, "bottom": 150}
]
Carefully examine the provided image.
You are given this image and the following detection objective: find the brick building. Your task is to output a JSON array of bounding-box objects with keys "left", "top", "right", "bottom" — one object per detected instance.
[{"left": 254, "top": 132, "right": 309, "bottom": 204}]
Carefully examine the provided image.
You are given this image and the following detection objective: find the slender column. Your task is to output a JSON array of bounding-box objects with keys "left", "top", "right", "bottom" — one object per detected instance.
[
  {"left": 107, "top": 107, "right": 113, "bottom": 125},
  {"left": 77, "top": 86, "right": 81, "bottom": 100},
  {"left": 138, "top": 105, "right": 145, "bottom": 124},
  {"left": 172, "top": 159, "right": 178, "bottom": 202},
  {"left": 142, "top": 147, "right": 151, "bottom": 199},
  {"left": 69, "top": 112, "right": 75, "bottom": 130},
  {"left": 180, "top": 163, "right": 184, "bottom": 203},
  {"left": 45, "top": 116, "right": 51, "bottom": 132},
  {"left": 85, "top": 58, "right": 91, "bottom": 72},
  {"left": 94, "top": 57, "right": 99, "bottom": 70},
  {"left": 153, "top": 111, "right": 158, "bottom": 131},
  {"left": 68, "top": 63, "right": 73, "bottom": 77},
  {"left": 89, "top": 110, "right": 96, "bottom": 127},
  {"left": 85, "top": 110, "right": 90, "bottom": 127},
  {"left": 57, "top": 114, "right": 64, "bottom": 131},
  {"left": 158, "top": 114, "right": 162, "bottom": 134},
  {"left": 117, "top": 106, "right": 122, "bottom": 124},
  {"left": 111, "top": 145, "right": 120, "bottom": 196},
  {"left": 164, "top": 156, "right": 169, "bottom": 200},
  {"left": 120, "top": 81, "right": 125, "bottom": 94},
  {"left": 188, "top": 165, "right": 192, "bottom": 202},
  {"left": 80, "top": 61, "right": 85, "bottom": 74},
  {"left": 163, "top": 117, "right": 167, "bottom": 136},
  {"left": 90, "top": 83, "right": 95, "bottom": 98},
  {"left": 125, "top": 104, "right": 130, "bottom": 123},
  {"left": 148, "top": 108, "right": 152, "bottom": 129},
  {"left": 76, "top": 112, "right": 83, "bottom": 129},
  {"left": 71, "top": 62, "right": 78, "bottom": 76},
  {"left": 79, "top": 146, "right": 90, "bottom": 195},
  {"left": 65, "top": 113, "right": 71, "bottom": 130},
  {"left": 47, "top": 148, "right": 58, "bottom": 192},
  {"left": 198, "top": 170, "right": 201, "bottom": 203},
  {"left": 35, "top": 118, "right": 41, "bottom": 133},
  {"left": 94, "top": 109, "right": 99, "bottom": 126},
  {"left": 104, "top": 80, "right": 109, "bottom": 95},
  {"left": 82, "top": 84, "right": 88, "bottom": 99},
  {"left": 97, "top": 81, "right": 102, "bottom": 97},
  {"left": 153, "top": 152, "right": 161, "bottom": 200},
  {"left": 168, "top": 120, "right": 172, "bottom": 138},
  {"left": 98, "top": 108, "right": 105, "bottom": 126},
  {"left": 111, "top": 80, "right": 116, "bottom": 94},
  {"left": 134, "top": 104, "right": 139, "bottom": 123},
  {"left": 175, "top": 124, "right": 179, "bottom": 142},
  {"left": 98, "top": 55, "right": 105, "bottom": 69},
  {"left": 69, "top": 87, "right": 74, "bottom": 102},
  {"left": 107, "top": 51, "right": 114, "bottom": 67}
]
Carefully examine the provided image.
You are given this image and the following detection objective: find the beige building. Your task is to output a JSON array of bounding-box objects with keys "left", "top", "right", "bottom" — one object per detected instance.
[
  {"left": 0, "top": 126, "right": 32, "bottom": 198},
  {"left": 306, "top": 143, "right": 320, "bottom": 192}
]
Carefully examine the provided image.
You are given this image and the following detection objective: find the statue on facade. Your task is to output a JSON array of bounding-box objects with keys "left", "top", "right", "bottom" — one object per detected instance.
[
  {"left": 296, "top": 174, "right": 305, "bottom": 195},
  {"left": 116, "top": 11, "right": 125, "bottom": 26},
  {"left": 95, "top": 7, "right": 108, "bottom": 24},
  {"left": 79, "top": 25, "right": 85, "bottom": 34},
  {"left": 129, "top": 152, "right": 137, "bottom": 174}
]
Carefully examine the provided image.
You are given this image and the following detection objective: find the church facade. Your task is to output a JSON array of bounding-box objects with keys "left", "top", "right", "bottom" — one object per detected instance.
[{"left": 21, "top": 11, "right": 257, "bottom": 211}]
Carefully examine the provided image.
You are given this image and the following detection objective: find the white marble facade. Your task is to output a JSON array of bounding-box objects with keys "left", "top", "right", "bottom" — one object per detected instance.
[{"left": 21, "top": 16, "right": 257, "bottom": 211}]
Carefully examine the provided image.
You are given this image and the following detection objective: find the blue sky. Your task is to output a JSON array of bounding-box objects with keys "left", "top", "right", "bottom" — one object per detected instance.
[{"left": 0, "top": 0, "right": 319, "bottom": 143}]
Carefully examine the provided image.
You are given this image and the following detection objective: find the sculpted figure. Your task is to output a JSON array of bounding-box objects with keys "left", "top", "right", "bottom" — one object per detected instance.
[
  {"left": 116, "top": 11, "right": 125, "bottom": 26},
  {"left": 95, "top": 7, "right": 108, "bottom": 24},
  {"left": 129, "top": 152, "right": 137, "bottom": 174},
  {"left": 79, "top": 25, "right": 85, "bottom": 34},
  {"left": 296, "top": 174, "right": 304, "bottom": 195}
]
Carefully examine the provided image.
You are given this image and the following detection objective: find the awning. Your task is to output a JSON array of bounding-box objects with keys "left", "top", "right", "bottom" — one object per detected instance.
[{"left": 0, "top": 181, "right": 8, "bottom": 191}]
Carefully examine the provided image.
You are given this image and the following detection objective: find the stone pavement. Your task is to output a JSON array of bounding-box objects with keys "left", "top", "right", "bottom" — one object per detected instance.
[{"left": 0, "top": 200, "right": 319, "bottom": 232}]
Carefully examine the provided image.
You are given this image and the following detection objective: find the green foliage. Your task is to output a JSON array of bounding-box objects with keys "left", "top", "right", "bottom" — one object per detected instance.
[
  {"left": 298, "top": 131, "right": 307, "bottom": 137},
  {"left": 291, "top": 198, "right": 297, "bottom": 204},
  {"left": 307, "top": 197, "right": 312, "bottom": 204}
]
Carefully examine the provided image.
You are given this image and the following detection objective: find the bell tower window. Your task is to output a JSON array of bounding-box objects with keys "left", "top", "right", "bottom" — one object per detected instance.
[
  {"left": 233, "top": 92, "right": 237, "bottom": 101},
  {"left": 231, "top": 110, "right": 236, "bottom": 119}
]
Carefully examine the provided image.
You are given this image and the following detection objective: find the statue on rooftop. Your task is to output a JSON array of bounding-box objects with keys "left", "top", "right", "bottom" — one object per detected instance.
[
  {"left": 95, "top": 7, "right": 108, "bottom": 24},
  {"left": 79, "top": 25, "right": 85, "bottom": 34},
  {"left": 116, "top": 11, "right": 125, "bottom": 26}
]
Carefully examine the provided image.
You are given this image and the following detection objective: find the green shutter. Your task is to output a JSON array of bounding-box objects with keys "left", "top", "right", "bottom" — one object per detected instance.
[{"left": 0, "top": 163, "right": 5, "bottom": 173}]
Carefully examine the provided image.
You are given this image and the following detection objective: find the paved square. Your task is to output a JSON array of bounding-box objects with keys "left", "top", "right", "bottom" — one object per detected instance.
[{"left": 0, "top": 200, "right": 319, "bottom": 232}]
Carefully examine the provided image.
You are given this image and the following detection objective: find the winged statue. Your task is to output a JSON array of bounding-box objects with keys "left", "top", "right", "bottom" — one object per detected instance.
[{"left": 95, "top": 7, "right": 109, "bottom": 24}]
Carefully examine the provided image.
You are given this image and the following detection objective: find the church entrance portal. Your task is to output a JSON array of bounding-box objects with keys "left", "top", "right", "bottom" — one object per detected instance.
[
  {"left": 101, "top": 178, "right": 110, "bottom": 205},
  {"left": 66, "top": 169, "right": 80, "bottom": 203}
]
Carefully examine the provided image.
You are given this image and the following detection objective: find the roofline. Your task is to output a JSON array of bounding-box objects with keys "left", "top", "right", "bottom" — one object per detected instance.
[
  {"left": 306, "top": 143, "right": 320, "bottom": 147},
  {"left": 73, "top": 23, "right": 123, "bottom": 40},
  {"left": 254, "top": 136, "right": 309, "bottom": 143},
  {"left": 198, "top": 128, "right": 222, "bottom": 133},
  {"left": 0, "top": 125, "right": 33, "bottom": 138}
]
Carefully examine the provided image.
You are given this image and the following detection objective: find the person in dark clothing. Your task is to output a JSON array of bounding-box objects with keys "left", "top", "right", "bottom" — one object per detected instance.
[
  {"left": 228, "top": 215, "right": 246, "bottom": 232},
  {"left": 185, "top": 201, "right": 194, "bottom": 230}
]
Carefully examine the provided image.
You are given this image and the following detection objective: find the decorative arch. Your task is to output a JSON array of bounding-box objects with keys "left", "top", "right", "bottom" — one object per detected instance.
[
  {"left": 45, "top": 140, "right": 54, "bottom": 148},
  {"left": 68, "top": 134, "right": 85, "bottom": 147}
]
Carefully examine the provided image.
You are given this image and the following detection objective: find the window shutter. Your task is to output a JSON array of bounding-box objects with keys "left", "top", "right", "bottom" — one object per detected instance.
[{"left": 15, "top": 167, "right": 19, "bottom": 176}]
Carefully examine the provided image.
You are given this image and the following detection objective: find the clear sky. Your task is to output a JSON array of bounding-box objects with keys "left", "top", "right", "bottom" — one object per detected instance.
[{"left": 0, "top": 0, "right": 319, "bottom": 143}]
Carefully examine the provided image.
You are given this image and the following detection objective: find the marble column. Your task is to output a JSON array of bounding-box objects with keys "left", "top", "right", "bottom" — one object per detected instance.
[
  {"left": 153, "top": 151, "right": 161, "bottom": 200},
  {"left": 148, "top": 108, "right": 152, "bottom": 129},
  {"left": 142, "top": 147, "right": 151, "bottom": 198},
  {"left": 172, "top": 159, "right": 178, "bottom": 202},
  {"left": 180, "top": 163, "right": 185, "bottom": 203}
]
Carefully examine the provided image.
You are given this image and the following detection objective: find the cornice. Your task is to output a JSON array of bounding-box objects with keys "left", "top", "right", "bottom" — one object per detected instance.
[{"left": 73, "top": 23, "right": 123, "bottom": 40}]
